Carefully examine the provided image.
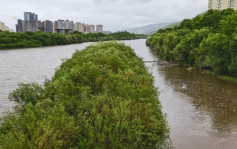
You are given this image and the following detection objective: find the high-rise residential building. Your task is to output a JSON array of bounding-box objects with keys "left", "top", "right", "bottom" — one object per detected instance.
[
  {"left": 24, "top": 20, "right": 38, "bottom": 32},
  {"left": 54, "top": 21, "right": 60, "bottom": 33},
  {"left": 73, "top": 23, "right": 78, "bottom": 32},
  {"left": 54, "top": 20, "right": 74, "bottom": 34},
  {"left": 96, "top": 25, "right": 103, "bottom": 33},
  {"left": 89, "top": 25, "right": 95, "bottom": 33},
  {"left": 16, "top": 12, "right": 40, "bottom": 33},
  {"left": 54, "top": 20, "right": 65, "bottom": 33},
  {"left": 208, "top": 0, "right": 237, "bottom": 10},
  {"left": 73, "top": 22, "right": 104, "bottom": 34},
  {"left": 86, "top": 24, "right": 90, "bottom": 33},
  {"left": 16, "top": 19, "right": 42, "bottom": 33},
  {"left": 73, "top": 22, "right": 84, "bottom": 33},
  {"left": 53, "top": 22, "right": 55, "bottom": 33},
  {"left": 16, "top": 19, "right": 24, "bottom": 33},
  {"left": 84, "top": 24, "right": 90, "bottom": 33},
  {"left": 80, "top": 23, "right": 85, "bottom": 33},
  {"left": 42, "top": 20, "right": 53, "bottom": 32},
  {"left": 38, "top": 21, "right": 45, "bottom": 32},
  {"left": 0, "top": 22, "right": 5, "bottom": 31},
  {"left": 0, "top": 21, "right": 9, "bottom": 31},
  {"left": 15, "top": 12, "right": 107, "bottom": 34},
  {"left": 24, "top": 12, "right": 38, "bottom": 21},
  {"left": 83, "top": 24, "right": 87, "bottom": 33}
]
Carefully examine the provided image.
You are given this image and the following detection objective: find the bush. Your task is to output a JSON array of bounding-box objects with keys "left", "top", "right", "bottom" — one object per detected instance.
[
  {"left": 0, "top": 31, "right": 147, "bottom": 50},
  {"left": 147, "top": 9, "right": 237, "bottom": 77},
  {"left": 0, "top": 42, "right": 169, "bottom": 148}
]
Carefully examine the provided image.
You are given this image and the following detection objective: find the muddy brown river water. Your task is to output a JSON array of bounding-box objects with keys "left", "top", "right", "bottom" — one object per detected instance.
[{"left": 0, "top": 39, "right": 236, "bottom": 148}]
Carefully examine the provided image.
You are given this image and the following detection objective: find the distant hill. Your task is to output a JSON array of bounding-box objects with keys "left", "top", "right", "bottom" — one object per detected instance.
[
  {"left": 162, "top": 22, "right": 181, "bottom": 29},
  {"left": 147, "top": 22, "right": 181, "bottom": 36},
  {"left": 124, "top": 22, "right": 174, "bottom": 35}
]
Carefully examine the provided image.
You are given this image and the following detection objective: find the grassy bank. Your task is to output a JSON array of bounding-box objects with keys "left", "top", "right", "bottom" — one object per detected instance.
[
  {"left": 0, "top": 31, "right": 147, "bottom": 50},
  {"left": 0, "top": 42, "right": 170, "bottom": 148},
  {"left": 197, "top": 69, "right": 237, "bottom": 83},
  {"left": 146, "top": 9, "right": 237, "bottom": 78},
  {"left": 219, "top": 76, "right": 237, "bottom": 83}
]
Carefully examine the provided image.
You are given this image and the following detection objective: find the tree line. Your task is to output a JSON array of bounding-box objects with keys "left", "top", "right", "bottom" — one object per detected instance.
[
  {"left": 0, "top": 31, "right": 147, "bottom": 49},
  {"left": 147, "top": 9, "right": 237, "bottom": 78},
  {"left": 0, "top": 42, "right": 170, "bottom": 148}
]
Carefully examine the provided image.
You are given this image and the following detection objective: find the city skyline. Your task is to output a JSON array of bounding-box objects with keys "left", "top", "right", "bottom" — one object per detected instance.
[
  {"left": 16, "top": 12, "right": 105, "bottom": 34},
  {"left": 0, "top": 0, "right": 207, "bottom": 32}
]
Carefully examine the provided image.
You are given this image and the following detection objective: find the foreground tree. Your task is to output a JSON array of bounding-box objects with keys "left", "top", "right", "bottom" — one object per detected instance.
[{"left": 0, "top": 42, "right": 170, "bottom": 148}]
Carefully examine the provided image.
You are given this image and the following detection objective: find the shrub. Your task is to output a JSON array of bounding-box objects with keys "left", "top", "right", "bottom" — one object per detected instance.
[{"left": 0, "top": 42, "right": 169, "bottom": 148}]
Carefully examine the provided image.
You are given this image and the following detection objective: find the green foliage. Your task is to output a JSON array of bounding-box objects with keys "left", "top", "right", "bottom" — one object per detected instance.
[
  {"left": 0, "top": 42, "right": 169, "bottom": 148},
  {"left": 0, "top": 103, "right": 77, "bottom": 149},
  {"left": 147, "top": 9, "right": 237, "bottom": 77},
  {"left": 0, "top": 31, "right": 147, "bottom": 50},
  {"left": 8, "top": 83, "right": 44, "bottom": 105}
]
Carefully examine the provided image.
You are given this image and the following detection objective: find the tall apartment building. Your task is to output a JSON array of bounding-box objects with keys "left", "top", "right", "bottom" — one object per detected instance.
[
  {"left": 16, "top": 19, "right": 39, "bottom": 32},
  {"left": 24, "top": 12, "right": 38, "bottom": 21},
  {"left": 74, "top": 23, "right": 96, "bottom": 33},
  {"left": 74, "top": 22, "right": 85, "bottom": 33},
  {"left": 25, "top": 20, "right": 38, "bottom": 32},
  {"left": 96, "top": 25, "right": 103, "bottom": 33},
  {"left": 208, "top": 0, "right": 237, "bottom": 10},
  {"left": 83, "top": 24, "right": 91, "bottom": 33},
  {"left": 89, "top": 25, "right": 95, "bottom": 33},
  {"left": 42, "top": 20, "right": 53, "bottom": 32},
  {"left": 16, "top": 19, "right": 24, "bottom": 33},
  {"left": 16, "top": 12, "right": 39, "bottom": 33},
  {"left": 0, "top": 21, "right": 5, "bottom": 30},
  {"left": 54, "top": 20, "right": 74, "bottom": 34},
  {"left": 16, "top": 12, "right": 106, "bottom": 34},
  {"left": 0, "top": 21, "right": 9, "bottom": 31}
]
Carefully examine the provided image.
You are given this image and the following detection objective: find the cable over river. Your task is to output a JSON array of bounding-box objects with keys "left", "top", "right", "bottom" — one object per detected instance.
[{"left": 0, "top": 39, "right": 236, "bottom": 148}]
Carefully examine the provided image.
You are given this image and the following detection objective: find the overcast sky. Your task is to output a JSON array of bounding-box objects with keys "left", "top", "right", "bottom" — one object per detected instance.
[{"left": 0, "top": 0, "right": 207, "bottom": 31}]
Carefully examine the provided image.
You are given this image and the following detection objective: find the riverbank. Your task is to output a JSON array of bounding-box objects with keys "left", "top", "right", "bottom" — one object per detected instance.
[
  {"left": 146, "top": 9, "right": 237, "bottom": 79},
  {"left": 123, "top": 39, "right": 237, "bottom": 149},
  {"left": 218, "top": 75, "right": 237, "bottom": 83},
  {"left": 197, "top": 69, "right": 237, "bottom": 83},
  {"left": 0, "top": 31, "right": 147, "bottom": 50},
  {"left": 185, "top": 67, "right": 237, "bottom": 84}
]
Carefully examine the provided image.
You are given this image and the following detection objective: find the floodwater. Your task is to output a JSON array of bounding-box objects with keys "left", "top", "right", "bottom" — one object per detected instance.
[{"left": 0, "top": 39, "right": 237, "bottom": 148}]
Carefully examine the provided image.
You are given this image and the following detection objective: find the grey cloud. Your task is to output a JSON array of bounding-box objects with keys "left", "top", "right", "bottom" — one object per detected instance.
[{"left": 0, "top": 0, "right": 207, "bottom": 31}]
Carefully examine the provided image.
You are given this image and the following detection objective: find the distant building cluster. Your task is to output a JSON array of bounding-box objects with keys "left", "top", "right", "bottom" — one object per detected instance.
[
  {"left": 54, "top": 20, "right": 73, "bottom": 34},
  {"left": 0, "top": 21, "right": 10, "bottom": 31},
  {"left": 208, "top": 0, "right": 237, "bottom": 10},
  {"left": 16, "top": 12, "right": 108, "bottom": 34}
]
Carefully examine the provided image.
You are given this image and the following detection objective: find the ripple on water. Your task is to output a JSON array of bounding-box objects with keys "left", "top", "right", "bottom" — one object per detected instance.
[
  {"left": 0, "top": 42, "right": 93, "bottom": 116},
  {"left": 1, "top": 40, "right": 237, "bottom": 149},
  {"left": 122, "top": 39, "right": 237, "bottom": 149}
]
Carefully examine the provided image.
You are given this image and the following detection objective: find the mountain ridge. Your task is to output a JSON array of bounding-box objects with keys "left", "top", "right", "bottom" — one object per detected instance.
[{"left": 124, "top": 22, "right": 175, "bottom": 35}]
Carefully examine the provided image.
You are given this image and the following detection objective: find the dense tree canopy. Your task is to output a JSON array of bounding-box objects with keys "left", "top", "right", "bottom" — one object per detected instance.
[
  {"left": 0, "top": 31, "right": 147, "bottom": 49},
  {"left": 0, "top": 42, "right": 169, "bottom": 148},
  {"left": 146, "top": 9, "right": 237, "bottom": 77}
]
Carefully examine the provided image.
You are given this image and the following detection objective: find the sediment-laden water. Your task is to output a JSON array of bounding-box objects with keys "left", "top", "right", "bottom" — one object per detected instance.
[{"left": 0, "top": 39, "right": 236, "bottom": 148}]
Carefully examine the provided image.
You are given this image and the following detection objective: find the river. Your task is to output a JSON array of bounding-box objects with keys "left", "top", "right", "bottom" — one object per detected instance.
[{"left": 0, "top": 39, "right": 236, "bottom": 149}]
